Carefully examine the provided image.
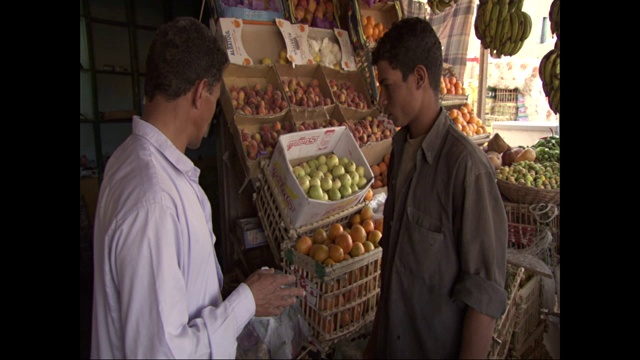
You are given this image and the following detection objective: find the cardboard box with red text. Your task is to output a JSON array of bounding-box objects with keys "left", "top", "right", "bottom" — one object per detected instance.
[
  {"left": 216, "top": 18, "right": 287, "bottom": 66},
  {"left": 267, "top": 126, "right": 373, "bottom": 228}
]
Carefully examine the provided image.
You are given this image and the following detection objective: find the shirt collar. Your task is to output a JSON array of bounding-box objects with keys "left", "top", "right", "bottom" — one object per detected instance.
[
  {"left": 419, "top": 107, "right": 449, "bottom": 165},
  {"left": 393, "top": 107, "right": 449, "bottom": 165},
  {"left": 131, "top": 116, "right": 200, "bottom": 179}
]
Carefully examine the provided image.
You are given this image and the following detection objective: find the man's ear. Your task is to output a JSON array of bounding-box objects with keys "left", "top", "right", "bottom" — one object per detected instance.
[
  {"left": 193, "top": 79, "right": 209, "bottom": 109},
  {"left": 414, "top": 65, "right": 428, "bottom": 90}
]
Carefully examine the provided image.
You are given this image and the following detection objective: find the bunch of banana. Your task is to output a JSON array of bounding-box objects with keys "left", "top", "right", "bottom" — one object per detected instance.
[
  {"left": 539, "top": 48, "right": 560, "bottom": 114},
  {"left": 549, "top": 0, "right": 560, "bottom": 40},
  {"left": 427, "top": 0, "right": 457, "bottom": 15},
  {"left": 474, "top": 0, "right": 532, "bottom": 59}
]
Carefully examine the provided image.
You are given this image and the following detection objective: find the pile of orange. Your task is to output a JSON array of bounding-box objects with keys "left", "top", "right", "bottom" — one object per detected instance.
[
  {"left": 448, "top": 102, "right": 488, "bottom": 137},
  {"left": 362, "top": 15, "right": 387, "bottom": 44},
  {"left": 370, "top": 152, "right": 390, "bottom": 190},
  {"left": 294, "top": 205, "right": 382, "bottom": 266},
  {"left": 440, "top": 75, "right": 466, "bottom": 95}
]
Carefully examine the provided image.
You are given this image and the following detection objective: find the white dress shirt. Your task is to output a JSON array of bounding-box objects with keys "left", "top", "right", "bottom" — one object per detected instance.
[{"left": 91, "top": 116, "right": 255, "bottom": 359}]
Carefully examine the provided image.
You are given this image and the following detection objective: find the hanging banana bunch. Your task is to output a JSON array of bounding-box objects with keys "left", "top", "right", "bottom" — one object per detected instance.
[
  {"left": 474, "top": 0, "right": 532, "bottom": 59},
  {"left": 549, "top": 0, "right": 560, "bottom": 50},
  {"left": 540, "top": 0, "right": 560, "bottom": 114},
  {"left": 427, "top": 0, "right": 458, "bottom": 15}
]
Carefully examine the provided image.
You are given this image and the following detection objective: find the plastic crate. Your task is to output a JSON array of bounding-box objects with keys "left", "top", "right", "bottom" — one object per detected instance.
[
  {"left": 282, "top": 246, "right": 382, "bottom": 356},
  {"left": 254, "top": 160, "right": 365, "bottom": 266},
  {"left": 504, "top": 201, "right": 560, "bottom": 256}
]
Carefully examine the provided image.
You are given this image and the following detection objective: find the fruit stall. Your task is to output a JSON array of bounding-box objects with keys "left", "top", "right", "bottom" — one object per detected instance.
[{"left": 208, "top": 0, "right": 560, "bottom": 358}]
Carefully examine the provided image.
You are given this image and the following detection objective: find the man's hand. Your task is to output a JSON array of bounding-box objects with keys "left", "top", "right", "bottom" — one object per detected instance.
[{"left": 244, "top": 268, "right": 305, "bottom": 317}]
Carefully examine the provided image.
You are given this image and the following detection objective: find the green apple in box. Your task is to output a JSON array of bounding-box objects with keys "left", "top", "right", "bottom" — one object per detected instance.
[{"left": 267, "top": 126, "right": 374, "bottom": 229}]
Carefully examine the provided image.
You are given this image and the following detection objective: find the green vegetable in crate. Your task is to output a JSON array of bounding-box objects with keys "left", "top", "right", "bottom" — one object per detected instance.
[{"left": 497, "top": 160, "right": 560, "bottom": 189}]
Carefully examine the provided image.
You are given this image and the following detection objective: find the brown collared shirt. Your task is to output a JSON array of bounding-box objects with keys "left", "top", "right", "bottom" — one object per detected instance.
[{"left": 371, "top": 108, "right": 508, "bottom": 359}]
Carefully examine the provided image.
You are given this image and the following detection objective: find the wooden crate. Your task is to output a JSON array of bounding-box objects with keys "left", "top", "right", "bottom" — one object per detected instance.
[
  {"left": 488, "top": 265, "right": 526, "bottom": 359},
  {"left": 283, "top": 246, "right": 382, "bottom": 356},
  {"left": 510, "top": 274, "right": 542, "bottom": 351}
]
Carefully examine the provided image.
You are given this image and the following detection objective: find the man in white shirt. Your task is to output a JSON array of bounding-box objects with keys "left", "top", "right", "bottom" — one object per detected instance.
[{"left": 91, "top": 17, "right": 305, "bottom": 359}]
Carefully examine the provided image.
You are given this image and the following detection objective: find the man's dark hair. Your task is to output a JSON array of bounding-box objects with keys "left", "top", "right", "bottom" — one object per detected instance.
[
  {"left": 372, "top": 17, "right": 443, "bottom": 94},
  {"left": 145, "top": 17, "right": 229, "bottom": 102}
]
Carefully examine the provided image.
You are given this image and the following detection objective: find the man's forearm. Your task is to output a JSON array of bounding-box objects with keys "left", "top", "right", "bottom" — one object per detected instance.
[{"left": 458, "top": 306, "right": 496, "bottom": 359}]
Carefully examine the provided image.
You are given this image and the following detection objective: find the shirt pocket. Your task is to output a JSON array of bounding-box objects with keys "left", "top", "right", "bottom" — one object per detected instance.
[{"left": 396, "top": 207, "right": 444, "bottom": 283}]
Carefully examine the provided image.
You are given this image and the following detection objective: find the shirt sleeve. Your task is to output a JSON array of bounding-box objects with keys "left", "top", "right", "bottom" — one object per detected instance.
[
  {"left": 451, "top": 167, "right": 508, "bottom": 319},
  {"left": 113, "top": 203, "right": 256, "bottom": 359}
]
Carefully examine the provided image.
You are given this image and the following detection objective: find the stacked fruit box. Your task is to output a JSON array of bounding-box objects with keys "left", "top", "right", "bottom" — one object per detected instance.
[
  {"left": 488, "top": 265, "right": 525, "bottom": 359},
  {"left": 254, "top": 158, "right": 364, "bottom": 266},
  {"left": 507, "top": 273, "right": 547, "bottom": 358},
  {"left": 253, "top": 124, "right": 381, "bottom": 355},
  {"left": 283, "top": 246, "right": 382, "bottom": 356}
]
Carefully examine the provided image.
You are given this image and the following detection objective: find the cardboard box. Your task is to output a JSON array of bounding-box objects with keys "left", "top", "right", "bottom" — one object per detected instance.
[
  {"left": 217, "top": 18, "right": 288, "bottom": 66},
  {"left": 267, "top": 126, "right": 374, "bottom": 228},
  {"left": 212, "top": 0, "right": 285, "bottom": 23},
  {"left": 275, "top": 18, "right": 315, "bottom": 65},
  {"left": 290, "top": 103, "right": 346, "bottom": 131},
  {"left": 231, "top": 110, "right": 295, "bottom": 180},
  {"left": 274, "top": 63, "right": 335, "bottom": 110},
  {"left": 220, "top": 63, "right": 289, "bottom": 127},
  {"left": 340, "top": 107, "right": 397, "bottom": 147},
  {"left": 235, "top": 217, "right": 268, "bottom": 249},
  {"left": 321, "top": 65, "right": 374, "bottom": 111},
  {"left": 347, "top": 0, "right": 402, "bottom": 53},
  {"left": 282, "top": 0, "right": 341, "bottom": 29},
  {"left": 307, "top": 27, "right": 358, "bottom": 71}
]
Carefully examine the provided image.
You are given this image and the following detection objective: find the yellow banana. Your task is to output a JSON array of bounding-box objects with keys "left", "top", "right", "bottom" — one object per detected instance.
[
  {"left": 474, "top": 12, "right": 484, "bottom": 40},
  {"left": 511, "top": 40, "right": 523, "bottom": 56},
  {"left": 521, "top": 12, "right": 532, "bottom": 41},
  {"left": 551, "top": 51, "right": 560, "bottom": 90},
  {"left": 501, "top": 40, "right": 513, "bottom": 57},
  {"left": 509, "top": 12, "right": 520, "bottom": 43},
  {"left": 498, "top": 10, "right": 511, "bottom": 45},
  {"left": 483, "top": 0, "right": 494, "bottom": 24},
  {"left": 498, "top": 0, "right": 509, "bottom": 22},
  {"left": 549, "top": 86, "right": 560, "bottom": 115},
  {"left": 488, "top": 2, "right": 500, "bottom": 40},
  {"left": 515, "top": 11, "right": 525, "bottom": 42},
  {"left": 539, "top": 49, "right": 556, "bottom": 96},
  {"left": 543, "top": 50, "right": 558, "bottom": 90}
]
